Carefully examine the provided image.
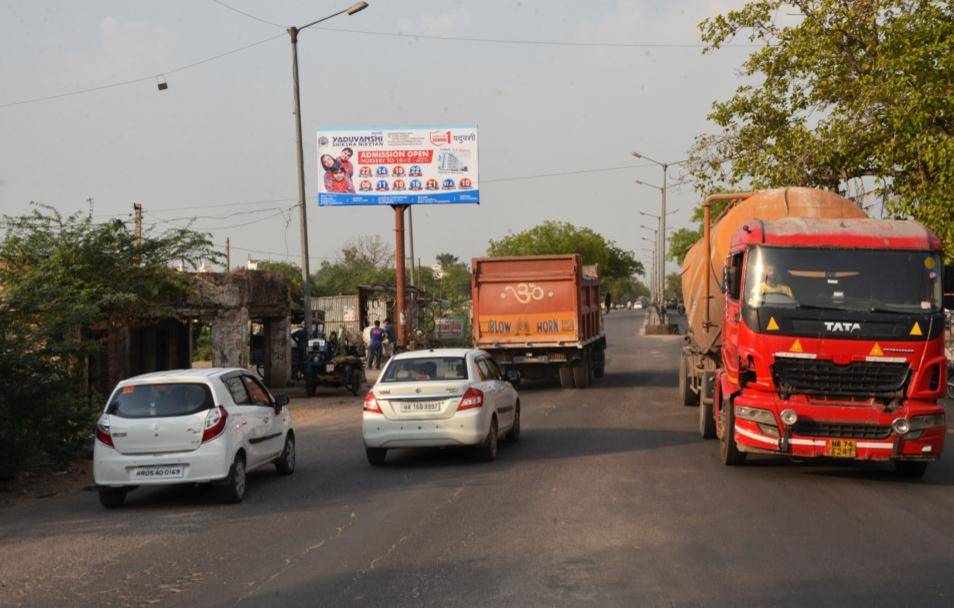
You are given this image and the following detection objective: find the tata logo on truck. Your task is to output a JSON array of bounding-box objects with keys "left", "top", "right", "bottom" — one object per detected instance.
[{"left": 824, "top": 321, "right": 861, "bottom": 333}]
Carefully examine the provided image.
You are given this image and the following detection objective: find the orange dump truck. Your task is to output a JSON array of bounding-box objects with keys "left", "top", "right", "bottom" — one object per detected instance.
[{"left": 471, "top": 254, "right": 605, "bottom": 388}]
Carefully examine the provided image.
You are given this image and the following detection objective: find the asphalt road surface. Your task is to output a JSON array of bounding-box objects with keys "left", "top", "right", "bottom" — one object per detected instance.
[{"left": 2, "top": 310, "right": 954, "bottom": 607}]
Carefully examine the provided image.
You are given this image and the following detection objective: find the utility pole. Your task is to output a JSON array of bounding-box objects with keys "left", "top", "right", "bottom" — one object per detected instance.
[
  {"left": 393, "top": 205, "right": 408, "bottom": 346},
  {"left": 86, "top": 197, "right": 94, "bottom": 219},
  {"left": 407, "top": 206, "right": 416, "bottom": 285},
  {"left": 287, "top": 2, "right": 370, "bottom": 338},
  {"left": 225, "top": 237, "right": 230, "bottom": 272},
  {"left": 133, "top": 202, "right": 143, "bottom": 265}
]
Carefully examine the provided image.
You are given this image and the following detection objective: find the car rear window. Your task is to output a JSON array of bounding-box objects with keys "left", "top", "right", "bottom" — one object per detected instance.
[
  {"left": 107, "top": 383, "right": 214, "bottom": 418},
  {"left": 381, "top": 357, "right": 468, "bottom": 382}
]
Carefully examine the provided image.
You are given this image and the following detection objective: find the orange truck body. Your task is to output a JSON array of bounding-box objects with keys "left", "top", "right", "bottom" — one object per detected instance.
[{"left": 471, "top": 254, "right": 605, "bottom": 387}]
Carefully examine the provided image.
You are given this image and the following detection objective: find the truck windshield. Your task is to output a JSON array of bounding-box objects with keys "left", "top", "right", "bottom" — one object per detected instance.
[{"left": 744, "top": 246, "right": 942, "bottom": 314}]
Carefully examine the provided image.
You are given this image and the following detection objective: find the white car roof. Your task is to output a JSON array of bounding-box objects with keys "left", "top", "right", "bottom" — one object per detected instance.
[
  {"left": 117, "top": 368, "right": 246, "bottom": 386},
  {"left": 389, "top": 348, "right": 479, "bottom": 361}
]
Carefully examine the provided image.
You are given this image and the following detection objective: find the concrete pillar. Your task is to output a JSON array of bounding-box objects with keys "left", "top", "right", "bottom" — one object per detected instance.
[
  {"left": 212, "top": 307, "right": 250, "bottom": 369},
  {"left": 263, "top": 316, "right": 291, "bottom": 387}
]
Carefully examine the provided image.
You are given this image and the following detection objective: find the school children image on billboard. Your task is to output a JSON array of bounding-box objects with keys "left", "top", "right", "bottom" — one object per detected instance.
[{"left": 317, "top": 126, "right": 479, "bottom": 207}]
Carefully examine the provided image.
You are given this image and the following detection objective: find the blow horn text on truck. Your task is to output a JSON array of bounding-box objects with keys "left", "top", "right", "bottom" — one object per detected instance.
[{"left": 680, "top": 187, "right": 950, "bottom": 477}]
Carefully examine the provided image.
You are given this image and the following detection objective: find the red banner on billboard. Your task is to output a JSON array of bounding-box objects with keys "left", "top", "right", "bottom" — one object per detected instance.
[{"left": 357, "top": 150, "right": 434, "bottom": 164}]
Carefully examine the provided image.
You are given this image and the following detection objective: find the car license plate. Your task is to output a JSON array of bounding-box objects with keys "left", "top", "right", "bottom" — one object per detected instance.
[
  {"left": 400, "top": 400, "right": 441, "bottom": 413},
  {"left": 325, "top": 364, "right": 335, "bottom": 373},
  {"left": 827, "top": 439, "right": 857, "bottom": 458},
  {"left": 131, "top": 465, "right": 185, "bottom": 480}
]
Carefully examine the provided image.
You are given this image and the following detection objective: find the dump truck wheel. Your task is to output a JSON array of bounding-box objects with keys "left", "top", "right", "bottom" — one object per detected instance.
[
  {"left": 559, "top": 366, "right": 575, "bottom": 388},
  {"left": 680, "top": 351, "right": 699, "bottom": 406}
]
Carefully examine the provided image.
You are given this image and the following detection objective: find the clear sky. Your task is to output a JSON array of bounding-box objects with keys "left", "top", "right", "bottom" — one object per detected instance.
[{"left": 0, "top": 0, "right": 753, "bottom": 276}]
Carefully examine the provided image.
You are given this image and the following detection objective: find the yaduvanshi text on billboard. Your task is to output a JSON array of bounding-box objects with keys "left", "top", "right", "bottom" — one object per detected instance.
[{"left": 317, "top": 126, "right": 479, "bottom": 207}]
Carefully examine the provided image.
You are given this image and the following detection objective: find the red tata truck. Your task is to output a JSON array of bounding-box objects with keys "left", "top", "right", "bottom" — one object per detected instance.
[
  {"left": 682, "top": 188, "right": 949, "bottom": 477},
  {"left": 472, "top": 254, "right": 605, "bottom": 388}
]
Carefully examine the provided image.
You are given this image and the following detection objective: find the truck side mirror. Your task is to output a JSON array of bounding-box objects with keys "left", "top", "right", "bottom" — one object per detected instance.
[{"left": 944, "top": 265, "right": 954, "bottom": 310}]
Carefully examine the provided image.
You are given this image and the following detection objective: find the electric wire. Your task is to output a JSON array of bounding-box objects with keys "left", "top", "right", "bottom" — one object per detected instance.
[{"left": 209, "top": 0, "right": 284, "bottom": 28}]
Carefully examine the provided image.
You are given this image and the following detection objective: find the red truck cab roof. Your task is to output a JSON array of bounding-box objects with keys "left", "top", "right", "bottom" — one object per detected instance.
[{"left": 731, "top": 218, "right": 941, "bottom": 252}]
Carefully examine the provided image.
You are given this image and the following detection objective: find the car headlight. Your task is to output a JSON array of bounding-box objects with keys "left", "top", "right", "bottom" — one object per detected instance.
[{"left": 736, "top": 406, "right": 776, "bottom": 425}]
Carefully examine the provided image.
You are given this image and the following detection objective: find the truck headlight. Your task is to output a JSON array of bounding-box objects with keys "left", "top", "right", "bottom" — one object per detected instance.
[
  {"left": 780, "top": 409, "right": 798, "bottom": 426},
  {"left": 908, "top": 414, "right": 946, "bottom": 430},
  {"left": 736, "top": 406, "right": 776, "bottom": 425},
  {"left": 891, "top": 417, "right": 911, "bottom": 435}
]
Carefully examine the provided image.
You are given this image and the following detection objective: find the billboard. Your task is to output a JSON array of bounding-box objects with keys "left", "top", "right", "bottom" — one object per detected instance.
[{"left": 317, "top": 125, "right": 479, "bottom": 207}]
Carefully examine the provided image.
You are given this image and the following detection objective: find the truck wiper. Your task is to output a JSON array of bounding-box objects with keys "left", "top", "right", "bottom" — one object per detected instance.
[
  {"left": 793, "top": 303, "right": 849, "bottom": 312},
  {"left": 868, "top": 307, "right": 914, "bottom": 314}
]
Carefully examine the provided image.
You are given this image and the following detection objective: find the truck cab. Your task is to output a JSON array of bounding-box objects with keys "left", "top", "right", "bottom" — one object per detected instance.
[{"left": 716, "top": 218, "right": 947, "bottom": 476}]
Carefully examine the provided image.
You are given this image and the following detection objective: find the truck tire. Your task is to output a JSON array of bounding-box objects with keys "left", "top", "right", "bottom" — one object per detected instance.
[
  {"left": 718, "top": 392, "right": 746, "bottom": 466},
  {"left": 559, "top": 366, "right": 575, "bottom": 388},
  {"left": 594, "top": 343, "right": 606, "bottom": 378},
  {"left": 699, "top": 392, "right": 716, "bottom": 439},
  {"left": 572, "top": 356, "right": 590, "bottom": 388},
  {"left": 585, "top": 348, "right": 595, "bottom": 385},
  {"left": 679, "top": 351, "right": 699, "bottom": 406}
]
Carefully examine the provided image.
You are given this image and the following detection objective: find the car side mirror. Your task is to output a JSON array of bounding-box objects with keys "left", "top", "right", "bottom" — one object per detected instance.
[
  {"left": 274, "top": 394, "right": 290, "bottom": 410},
  {"left": 505, "top": 369, "right": 521, "bottom": 386}
]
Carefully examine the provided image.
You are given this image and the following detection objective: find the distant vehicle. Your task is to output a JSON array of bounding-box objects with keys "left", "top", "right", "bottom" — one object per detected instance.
[
  {"left": 362, "top": 349, "right": 521, "bottom": 464},
  {"left": 93, "top": 369, "right": 295, "bottom": 508},
  {"left": 634, "top": 302, "right": 643, "bottom": 310}
]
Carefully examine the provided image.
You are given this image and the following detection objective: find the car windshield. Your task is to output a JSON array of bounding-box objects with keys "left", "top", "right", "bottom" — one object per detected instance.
[
  {"left": 744, "top": 246, "right": 943, "bottom": 313},
  {"left": 381, "top": 357, "right": 468, "bottom": 382},
  {"left": 106, "top": 383, "right": 214, "bottom": 418}
]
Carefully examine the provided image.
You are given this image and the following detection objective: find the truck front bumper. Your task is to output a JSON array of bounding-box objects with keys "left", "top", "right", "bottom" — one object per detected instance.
[{"left": 731, "top": 393, "right": 946, "bottom": 462}]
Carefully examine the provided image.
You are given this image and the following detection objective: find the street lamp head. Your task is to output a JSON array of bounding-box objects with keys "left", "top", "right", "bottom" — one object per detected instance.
[
  {"left": 346, "top": 2, "right": 369, "bottom": 14},
  {"left": 631, "top": 152, "right": 642, "bottom": 159}
]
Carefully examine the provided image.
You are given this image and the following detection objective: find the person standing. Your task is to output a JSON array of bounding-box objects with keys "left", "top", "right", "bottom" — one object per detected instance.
[
  {"left": 368, "top": 320, "right": 386, "bottom": 370},
  {"left": 382, "top": 318, "right": 396, "bottom": 360}
]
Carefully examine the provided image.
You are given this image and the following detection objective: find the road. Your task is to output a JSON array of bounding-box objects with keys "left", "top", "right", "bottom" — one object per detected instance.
[{"left": 2, "top": 310, "right": 954, "bottom": 607}]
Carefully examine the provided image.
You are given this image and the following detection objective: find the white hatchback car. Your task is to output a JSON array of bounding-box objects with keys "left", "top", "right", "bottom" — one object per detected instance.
[
  {"left": 93, "top": 368, "right": 295, "bottom": 508},
  {"left": 362, "top": 348, "right": 521, "bottom": 465}
]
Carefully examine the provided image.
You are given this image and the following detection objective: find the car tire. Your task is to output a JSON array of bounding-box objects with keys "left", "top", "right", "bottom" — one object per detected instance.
[
  {"left": 894, "top": 460, "right": 928, "bottom": 479},
  {"left": 274, "top": 434, "right": 296, "bottom": 476},
  {"left": 504, "top": 402, "right": 521, "bottom": 442},
  {"left": 719, "top": 392, "right": 746, "bottom": 466},
  {"left": 478, "top": 417, "right": 498, "bottom": 461},
  {"left": 98, "top": 487, "right": 126, "bottom": 509},
  {"left": 559, "top": 366, "right": 575, "bottom": 388},
  {"left": 219, "top": 453, "right": 247, "bottom": 503},
  {"left": 366, "top": 447, "right": 387, "bottom": 466}
]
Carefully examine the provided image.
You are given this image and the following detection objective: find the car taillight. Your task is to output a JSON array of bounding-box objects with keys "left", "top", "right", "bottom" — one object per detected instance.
[
  {"left": 95, "top": 416, "right": 114, "bottom": 448},
  {"left": 202, "top": 406, "right": 228, "bottom": 443},
  {"left": 457, "top": 387, "right": 483, "bottom": 411},
  {"left": 363, "top": 392, "right": 383, "bottom": 414}
]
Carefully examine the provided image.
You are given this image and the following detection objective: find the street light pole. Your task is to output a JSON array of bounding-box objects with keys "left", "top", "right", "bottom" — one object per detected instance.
[{"left": 288, "top": 2, "right": 369, "bottom": 338}]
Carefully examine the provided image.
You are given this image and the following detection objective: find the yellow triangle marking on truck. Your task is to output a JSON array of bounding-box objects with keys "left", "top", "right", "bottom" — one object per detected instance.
[
  {"left": 869, "top": 342, "right": 884, "bottom": 357},
  {"left": 790, "top": 339, "right": 803, "bottom": 353},
  {"left": 910, "top": 322, "right": 923, "bottom": 336},
  {"left": 766, "top": 316, "right": 779, "bottom": 331}
]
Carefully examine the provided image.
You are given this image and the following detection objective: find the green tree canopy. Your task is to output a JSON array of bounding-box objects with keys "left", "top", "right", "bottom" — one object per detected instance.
[
  {"left": 313, "top": 235, "right": 396, "bottom": 296},
  {"left": 689, "top": 0, "right": 954, "bottom": 258},
  {"left": 486, "top": 221, "right": 644, "bottom": 283}
]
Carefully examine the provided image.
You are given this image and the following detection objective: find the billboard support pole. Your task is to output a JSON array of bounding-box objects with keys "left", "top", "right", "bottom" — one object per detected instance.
[
  {"left": 393, "top": 204, "right": 408, "bottom": 348},
  {"left": 407, "top": 206, "right": 416, "bottom": 286}
]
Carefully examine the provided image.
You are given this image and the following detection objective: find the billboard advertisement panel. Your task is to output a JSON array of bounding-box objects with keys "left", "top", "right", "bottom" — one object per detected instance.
[{"left": 317, "top": 125, "right": 479, "bottom": 207}]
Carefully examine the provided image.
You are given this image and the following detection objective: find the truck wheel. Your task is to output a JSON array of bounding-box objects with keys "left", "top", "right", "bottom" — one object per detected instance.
[
  {"left": 559, "top": 366, "right": 575, "bottom": 388},
  {"left": 585, "top": 348, "right": 595, "bottom": 385},
  {"left": 894, "top": 460, "right": 928, "bottom": 479},
  {"left": 718, "top": 393, "right": 746, "bottom": 466},
  {"left": 699, "top": 396, "right": 716, "bottom": 439},
  {"left": 572, "top": 362, "right": 590, "bottom": 388},
  {"left": 594, "top": 344, "right": 605, "bottom": 378},
  {"left": 680, "top": 351, "right": 699, "bottom": 406}
]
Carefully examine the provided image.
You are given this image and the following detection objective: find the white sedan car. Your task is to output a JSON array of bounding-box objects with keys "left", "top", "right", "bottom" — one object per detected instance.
[
  {"left": 93, "top": 368, "right": 295, "bottom": 508},
  {"left": 362, "top": 348, "right": 521, "bottom": 465}
]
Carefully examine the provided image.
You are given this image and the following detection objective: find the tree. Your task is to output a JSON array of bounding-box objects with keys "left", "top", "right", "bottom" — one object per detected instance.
[
  {"left": 313, "top": 235, "right": 396, "bottom": 297},
  {"left": 690, "top": 0, "right": 954, "bottom": 258},
  {"left": 487, "top": 221, "right": 644, "bottom": 282},
  {"left": 0, "top": 205, "right": 219, "bottom": 473},
  {"left": 257, "top": 260, "right": 303, "bottom": 315},
  {"left": 665, "top": 272, "right": 683, "bottom": 302}
]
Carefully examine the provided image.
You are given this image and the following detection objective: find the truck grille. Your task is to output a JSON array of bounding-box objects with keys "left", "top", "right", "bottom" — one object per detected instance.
[
  {"left": 792, "top": 421, "right": 892, "bottom": 440},
  {"left": 771, "top": 359, "right": 909, "bottom": 399}
]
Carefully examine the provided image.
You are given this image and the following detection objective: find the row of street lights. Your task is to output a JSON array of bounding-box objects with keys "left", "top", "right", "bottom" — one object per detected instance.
[{"left": 632, "top": 151, "right": 688, "bottom": 322}]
